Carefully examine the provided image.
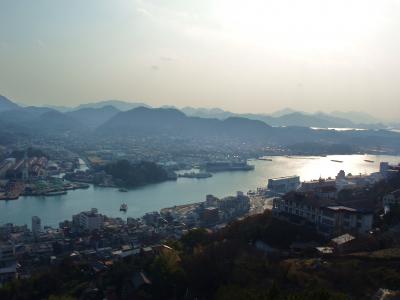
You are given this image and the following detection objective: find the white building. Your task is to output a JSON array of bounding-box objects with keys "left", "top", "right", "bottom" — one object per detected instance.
[
  {"left": 75, "top": 208, "right": 103, "bottom": 231},
  {"left": 267, "top": 176, "right": 300, "bottom": 194},
  {"left": 205, "top": 192, "right": 250, "bottom": 221}
]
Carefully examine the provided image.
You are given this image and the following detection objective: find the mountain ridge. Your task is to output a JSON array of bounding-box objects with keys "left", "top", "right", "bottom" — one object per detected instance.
[
  {"left": 0, "top": 94, "right": 397, "bottom": 130},
  {"left": 0, "top": 95, "right": 21, "bottom": 112}
]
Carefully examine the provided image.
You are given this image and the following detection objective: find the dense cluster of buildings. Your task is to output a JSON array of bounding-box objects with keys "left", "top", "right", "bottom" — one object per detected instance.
[
  {"left": 0, "top": 152, "right": 86, "bottom": 200},
  {"left": 0, "top": 190, "right": 254, "bottom": 287},
  {"left": 0, "top": 155, "right": 49, "bottom": 181},
  {"left": 0, "top": 210, "right": 177, "bottom": 286},
  {"left": 161, "top": 191, "right": 251, "bottom": 227},
  {"left": 271, "top": 162, "right": 400, "bottom": 236},
  {"left": 0, "top": 155, "right": 49, "bottom": 199},
  {"left": 0, "top": 156, "right": 399, "bottom": 288}
]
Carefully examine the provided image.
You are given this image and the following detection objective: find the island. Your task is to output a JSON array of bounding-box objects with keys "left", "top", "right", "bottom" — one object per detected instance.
[{"left": 102, "top": 160, "right": 175, "bottom": 188}]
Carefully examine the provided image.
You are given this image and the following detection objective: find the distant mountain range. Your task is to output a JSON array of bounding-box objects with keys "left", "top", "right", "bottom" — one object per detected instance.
[
  {"left": 96, "top": 106, "right": 274, "bottom": 142},
  {"left": 0, "top": 94, "right": 399, "bottom": 135},
  {"left": 93, "top": 106, "right": 400, "bottom": 156},
  {"left": 65, "top": 106, "right": 120, "bottom": 129},
  {"left": 72, "top": 100, "right": 150, "bottom": 111},
  {"left": 0, "top": 95, "right": 20, "bottom": 112},
  {"left": 180, "top": 107, "right": 388, "bottom": 129}
]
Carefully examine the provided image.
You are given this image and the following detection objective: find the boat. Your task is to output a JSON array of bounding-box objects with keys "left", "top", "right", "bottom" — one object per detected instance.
[
  {"left": 44, "top": 190, "right": 68, "bottom": 196},
  {"left": 204, "top": 161, "right": 255, "bottom": 172},
  {"left": 364, "top": 159, "right": 374, "bottom": 163},
  {"left": 119, "top": 188, "right": 128, "bottom": 192},
  {"left": 120, "top": 203, "right": 128, "bottom": 212},
  {"left": 178, "top": 172, "right": 212, "bottom": 179},
  {"left": 331, "top": 160, "right": 343, "bottom": 163},
  {"left": 258, "top": 157, "right": 273, "bottom": 161}
]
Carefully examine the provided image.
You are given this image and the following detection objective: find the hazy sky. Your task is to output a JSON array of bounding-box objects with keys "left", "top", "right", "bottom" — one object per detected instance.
[{"left": 1, "top": 0, "right": 400, "bottom": 120}]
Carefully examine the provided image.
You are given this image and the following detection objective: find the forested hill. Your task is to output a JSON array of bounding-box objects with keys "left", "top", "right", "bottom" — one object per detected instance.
[{"left": 103, "top": 160, "right": 170, "bottom": 187}]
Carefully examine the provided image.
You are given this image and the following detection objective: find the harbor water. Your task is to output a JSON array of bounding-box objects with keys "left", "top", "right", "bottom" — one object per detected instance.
[{"left": 0, "top": 154, "right": 399, "bottom": 227}]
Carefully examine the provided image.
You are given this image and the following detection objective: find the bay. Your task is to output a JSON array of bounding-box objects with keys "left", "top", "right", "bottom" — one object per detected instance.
[{"left": 0, "top": 154, "right": 399, "bottom": 228}]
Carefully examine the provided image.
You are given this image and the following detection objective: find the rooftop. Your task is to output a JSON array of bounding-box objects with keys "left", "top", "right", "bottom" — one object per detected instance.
[
  {"left": 269, "top": 175, "right": 300, "bottom": 181},
  {"left": 325, "top": 206, "right": 357, "bottom": 212},
  {"left": 331, "top": 233, "right": 355, "bottom": 245}
]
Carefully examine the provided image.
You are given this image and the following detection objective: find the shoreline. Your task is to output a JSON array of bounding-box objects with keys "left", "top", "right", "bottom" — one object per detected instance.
[{"left": 1, "top": 153, "right": 399, "bottom": 228}]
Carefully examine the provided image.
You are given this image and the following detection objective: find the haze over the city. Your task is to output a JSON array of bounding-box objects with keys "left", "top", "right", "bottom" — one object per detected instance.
[{"left": 1, "top": 0, "right": 400, "bottom": 120}]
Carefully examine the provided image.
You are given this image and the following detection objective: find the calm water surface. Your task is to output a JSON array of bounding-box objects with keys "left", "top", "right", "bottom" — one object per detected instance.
[{"left": 0, "top": 154, "right": 399, "bottom": 227}]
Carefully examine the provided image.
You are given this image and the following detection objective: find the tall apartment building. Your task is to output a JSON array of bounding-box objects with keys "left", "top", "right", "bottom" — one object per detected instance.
[
  {"left": 32, "top": 216, "right": 41, "bottom": 238},
  {"left": 73, "top": 208, "right": 103, "bottom": 231}
]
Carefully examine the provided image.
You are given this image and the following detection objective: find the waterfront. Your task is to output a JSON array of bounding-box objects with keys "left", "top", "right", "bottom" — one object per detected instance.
[{"left": 0, "top": 154, "right": 399, "bottom": 227}]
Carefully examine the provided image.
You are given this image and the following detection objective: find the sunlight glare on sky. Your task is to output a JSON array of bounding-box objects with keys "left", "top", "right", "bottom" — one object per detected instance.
[{"left": 0, "top": 0, "right": 399, "bottom": 119}]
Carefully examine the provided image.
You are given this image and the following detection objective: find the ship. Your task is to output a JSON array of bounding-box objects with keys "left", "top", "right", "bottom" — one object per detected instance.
[
  {"left": 119, "top": 188, "right": 128, "bottom": 192},
  {"left": 44, "top": 190, "right": 68, "bottom": 196},
  {"left": 258, "top": 157, "right": 273, "bottom": 161},
  {"left": 120, "top": 203, "right": 128, "bottom": 212},
  {"left": 331, "top": 160, "right": 344, "bottom": 163},
  {"left": 178, "top": 172, "right": 212, "bottom": 179},
  {"left": 364, "top": 159, "right": 374, "bottom": 163},
  {"left": 204, "top": 161, "right": 255, "bottom": 172}
]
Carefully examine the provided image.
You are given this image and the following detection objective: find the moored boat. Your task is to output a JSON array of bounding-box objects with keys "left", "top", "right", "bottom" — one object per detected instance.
[
  {"left": 44, "top": 190, "right": 68, "bottom": 196},
  {"left": 331, "top": 160, "right": 343, "bottom": 163},
  {"left": 120, "top": 203, "right": 128, "bottom": 212},
  {"left": 258, "top": 157, "right": 273, "bottom": 161},
  {"left": 178, "top": 172, "right": 212, "bottom": 179}
]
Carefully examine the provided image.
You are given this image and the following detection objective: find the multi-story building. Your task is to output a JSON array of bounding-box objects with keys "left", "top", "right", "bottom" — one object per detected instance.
[
  {"left": 0, "top": 244, "right": 16, "bottom": 287},
  {"left": 202, "top": 207, "right": 219, "bottom": 225},
  {"left": 299, "top": 178, "right": 337, "bottom": 199},
  {"left": 204, "top": 192, "right": 250, "bottom": 221},
  {"left": 205, "top": 194, "right": 219, "bottom": 207},
  {"left": 142, "top": 212, "right": 161, "bottom": 226},
  {"left": 383, "top": 189, "right": 400, "bottom": 214},
  {"left": 73, "top": 208, "right": 103, "bottom": 231},
  {"left": 272, "top": 192, "right": 373, "bottom": 236},
  {"left": 300, "top": 178, "right": 336, "bottom": 191},
  {"left": 32, "top": 216, "right": 41, "bottom": 238},
  {"left": 0, "top": 245, "right": 14, "bottom": 263},
  {"left": 319, "top": 206, "right": 373, "bottom": 236},
  {"left": 380, "top": 162, "right": 400, "bottom": 179},
  {"left": 267, "top": 176, "right": 300, "bottom": 195}
]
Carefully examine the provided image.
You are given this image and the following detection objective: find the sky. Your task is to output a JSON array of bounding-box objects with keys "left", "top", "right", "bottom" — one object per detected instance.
[{"left": 0, "top": 0, "right": 400, "bottom": 120}]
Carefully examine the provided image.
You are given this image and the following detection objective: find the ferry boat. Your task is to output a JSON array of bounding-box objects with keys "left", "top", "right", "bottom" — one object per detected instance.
[
  {"left": 44, "top": 190, "right": 68, "bottom": 196},
  {"left": 258, "top": 157, "right": 273, "bottom": 161},
  {"left": 178, "top": 172, "right": 212, "bottom": 179},
  {"left": 204, "top": 161, "right": 255, "bottom": 172},
  {"left": 120, "top": 203, "right": 128, "bottom": 212},
  {"left": 331, "top": 160, "right": 343, "bottom": 163}
]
